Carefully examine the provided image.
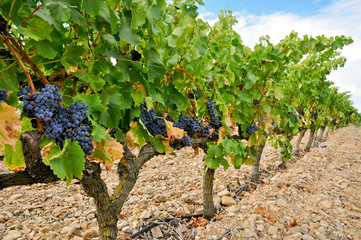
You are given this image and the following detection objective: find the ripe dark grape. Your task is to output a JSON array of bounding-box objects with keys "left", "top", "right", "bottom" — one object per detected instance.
[
  {"left": 332, "top": 118, "right": 337, "bottom": 124},
  {"left": 292, "top": 113, "right": 299, "bottom": 123},
  {"left": 140, "top": 105, "right": 167, "bottom": 137},
  {"left": 44, "top": 102, "right": 93, "bottom": 156},
  {"left": 297, "top": 109, "right": 305, "bottom": 116},
  {"left": 324, "top": 119, "right": 329, "bottom": 125},
  {"left": 0, "top": 89, "right": 7, "bottom": 102},
  {"left": 182, "top": 135, "right": 192, "bottom": 147},
  {"left": 206, "top": 99, "right": 221, "bottom": 140},
  {"left": 253, "top": 99, "right": 259, "bottom": 106},
  {"left": 311, "top": 111, "right": 318, "bottom": 121},
  {"left": 247, "top": 125, "right": 258, "bottom": 135},
  {"left": 33, "top": 84, "right": 62, "bottom": 121},
  {"left": 175, "top": 115, "right": 210, "bottom": 137}
]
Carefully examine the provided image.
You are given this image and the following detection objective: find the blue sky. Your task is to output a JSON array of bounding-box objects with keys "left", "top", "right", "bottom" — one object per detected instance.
[
  {"left": 200, "top": 0, "right": 333, "bottom": 17},
  {"left": 197, "top": 0, "right": 361, "bottom": 112}
]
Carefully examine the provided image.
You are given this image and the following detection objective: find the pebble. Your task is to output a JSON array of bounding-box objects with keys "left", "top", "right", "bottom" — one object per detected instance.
[
  {"left": 221, "top": 196, "right": 237, "bottom": 206},
  {"left": 0, "top": 127, "right": 360, "bottom": 240}
]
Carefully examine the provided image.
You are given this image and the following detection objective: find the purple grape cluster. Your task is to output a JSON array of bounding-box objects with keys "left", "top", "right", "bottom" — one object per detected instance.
[
  {"left": 247, "top": 125, "right": 258, "bottom": 135},
  {"left": 44, "top": 102, "right": 93, "bottom": 156},
  {"left": 140, "top": 105, "right": 167, "bottom": 137},
  {"left": 19, "top": 85, "right": 62, "bottom": 121},
  {"left": 34, "top": 84, "right": 62, "bottom": 121},
  {"left": 311, "top": 111, "right": 318, "bottom": 121},
  {"left": 18, "top": 85, "right": 93, "bottom": 156},
  {"left": 0, "top": 89, "right": 7, "bottom": 102},
  {"left": 297, "top": 109, "right": 305, "bottom": 116},
  {"left": 291, "top": 113, "right": 299, "bottom": 123},
  {"left": 174, "top": 115, "right": 210, "bottom": 137}
]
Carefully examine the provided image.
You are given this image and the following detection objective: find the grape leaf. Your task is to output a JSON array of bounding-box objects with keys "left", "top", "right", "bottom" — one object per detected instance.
[
  {"left": 48, "top": 139, "right": 85, "bottom": 185},
  {"left": 0, "top": 102, "right": 22, "bottom": 151},
  {"left": 4, "top": 142, "right": 25, "bottom": 171}
]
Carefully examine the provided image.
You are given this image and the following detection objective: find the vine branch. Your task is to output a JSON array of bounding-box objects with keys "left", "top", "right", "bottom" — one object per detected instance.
[{"left": 22, "top": 4, "right": 44, "bottom": 27}]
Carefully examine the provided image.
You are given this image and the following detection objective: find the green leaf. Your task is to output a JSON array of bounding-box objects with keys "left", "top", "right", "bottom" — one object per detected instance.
[
  {"left": 153, "top": 135, "right": 165, "bottom": 153},
  {"left": 48, "top": 139, "right": 85, "bottom": 185},
  {"left": 34, "top": 40, "right": 58, "bottom": 59},
  {"left": 231, "top": 154, "right": 243, "bottom": 169},
  {"left": 131, "top": 0, "right": 147, "bottom": 29},
  {"left": 4, "top": 142, "right": 25, "bottom": 170},
  {"left": 61, "top": 44, "right": 86, "bottom": 69},
  {"left": 119, "top": 12, "right": 141, "bottom": 45},
  {"left": 131, "top": 90, "right": 144, "bottom": 106},
  {"left": 15, "top": 19, "right": 53, "bottom": 41},
  {"left": 76, "top": 72, "right": 105, "bottom": 91},
  {"left": 82, "top": 0, "right": 104, "bottom": 15},
  {"left": 44, "top": 0, "right": 72, "bottom": 22}
]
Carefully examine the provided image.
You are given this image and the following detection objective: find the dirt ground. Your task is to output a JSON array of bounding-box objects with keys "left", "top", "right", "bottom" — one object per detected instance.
[{"left": 0, "top": 125, "right": 360, "bottom": 240}]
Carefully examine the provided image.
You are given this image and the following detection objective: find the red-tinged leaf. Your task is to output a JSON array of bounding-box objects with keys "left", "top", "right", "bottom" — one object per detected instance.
[{"left": 176, "top": 211, "right": 185, "bottom": 217}]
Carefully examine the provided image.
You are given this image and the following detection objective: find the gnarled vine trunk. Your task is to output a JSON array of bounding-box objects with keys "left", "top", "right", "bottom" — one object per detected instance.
[
  {"left": 250, "top": 140, "right": 267, "bottom": 184},
  {"left": 294, "top": 128, "right": 307, "bottom": 157},
  {"left": 304, "top": 129, "right": 315, "bottom": 152},
  {"left": 80, "top": 143, "right": 159, "bottom": 240},
  {"left": 203, "top": 167, "right": 215, "bottom": 220}
]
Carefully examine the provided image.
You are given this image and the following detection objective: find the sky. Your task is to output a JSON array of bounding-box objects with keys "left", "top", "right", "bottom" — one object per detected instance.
[{"left": 197, "top": 0, "right": 361, "bottom": 112}]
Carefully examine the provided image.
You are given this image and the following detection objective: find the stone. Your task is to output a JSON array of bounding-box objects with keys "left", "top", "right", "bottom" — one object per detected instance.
[
  {"left": 61, "top": 226, "right": 76, "bottom": 235},
  {"left": 122, "top": 226, "right": 133, "bottom": 234},
  {"left": 9, "top": 194, "right": 23, "bottom": 201},
  {"left": 82, "top": 227, "right": 98, "bottom": 239},
  {"left": 269, "top": 205, "right": 280, "bottom": 212},
  {"left": 276, "top": 198, "right": 288, "bottom": 207},
  {"left": 151, "top": 226, "right": 163, "bottom": 238},
  {"left": 39, "top": 227, "right": 52, "bottom": 234},
  {"left": 217, "top": 190, "right": 231, "bottom": 197},
  {"left": 302, "top": 234, "right": 314, "bottom": 240},
  {"left": 226, "top": 206, "right": 237, "bottom": 212},
  {"left": 268, "top": 225, "right": 278, "bottom": 235},
  {"left": 3, "top": 230, "right": 22, "bottom": 240},
  {"left": 221, "top": 196, "right": 237, "bottom": 206},
  {"left": 318, "top": 200, "right": 332, "bottom": 209}
]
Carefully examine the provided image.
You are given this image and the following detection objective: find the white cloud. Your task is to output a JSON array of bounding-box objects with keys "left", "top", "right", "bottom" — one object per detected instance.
[{"left": 199, "top": 0, "right": 361, "bottom": 111}]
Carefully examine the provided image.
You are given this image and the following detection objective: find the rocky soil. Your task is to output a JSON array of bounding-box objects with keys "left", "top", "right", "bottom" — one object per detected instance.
[{"left": 0, "top": 126, "right": 360, "bottom": 240}]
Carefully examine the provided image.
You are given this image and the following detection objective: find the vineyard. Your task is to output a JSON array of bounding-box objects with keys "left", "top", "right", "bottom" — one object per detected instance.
[{"left": 0, "top": 0, "right": 360, "bottom": 240}]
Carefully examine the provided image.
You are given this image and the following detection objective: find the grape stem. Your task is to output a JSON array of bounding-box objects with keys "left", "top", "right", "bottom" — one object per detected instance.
[{"left": 178, "top": 68, "right": 208, "bottom": 101}]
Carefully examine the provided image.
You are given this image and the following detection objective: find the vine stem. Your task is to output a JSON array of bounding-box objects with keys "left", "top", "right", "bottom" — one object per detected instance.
[
  {"left": 22, "top": 4, "right": 44, "bottom": 27},
  {"left": 6, "top": 0, "right": 16, "bottom": 32},
  {"left": 0, "top": 35, "right": 36, "bottom": 92},
  {"left": 92, "top": 26, "right": 104, "bottom": 47},
  {"left": 179, "top": 67, "right": 208, "bottom": 101},
  {"left": 250, "top": 74, "right": 270, "bottom": 125},
  {"left": 5, "top": 32, "right": 50, "bottom": 84}
]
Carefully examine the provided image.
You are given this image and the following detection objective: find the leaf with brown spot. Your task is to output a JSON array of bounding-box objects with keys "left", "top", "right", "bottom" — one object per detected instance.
[{"left": 0, "top": 102, "right": 22, "bottom": 151}]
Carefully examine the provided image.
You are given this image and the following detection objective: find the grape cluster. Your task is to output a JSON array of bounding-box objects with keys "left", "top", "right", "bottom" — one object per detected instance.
[
  {"left": 18, "top": 85, "right": 93, "bottom": 156},
  {"left": 206, "top": 99, "right": 222, "bottom": 139},
  {"left": 332, "top": 118, "right": 337, "bottom": 124},
  {"left": 247, "top": 125, "right": 258, "bottom": 135},
  {"left": 19, "top": 85, "right": 62, "bottom": 121},
  {"left": 311, "top": 111, "right": 318, "bottom": 121},
  {"left": 324, "top": 119, "right": 329, "bottom": 125},
  {"left": 182, "top": 135, "right": 192, "bottom": 147},
  {"left": 0, "top": 89, "right": 7, "bottom": 103},
  {"left": 291, "top": 113, "right": 299, "bottom": 123},
  {"left": 174, "top": 115, "right": 210, "bottom": 137},
  {"left": 297, "top": 109, "right": 305, "bottom": 116},
  {"left": 44, "top": 102, "right": 93, "bottom": 156},
  {"left": 140, "top": 105, "right": 167, "bottom": 137},
  {"left": 253, "top": 99, "right": 259, "bottom": 106},
  {"left": 34, "top": 85, "right": 62, "bottom": 121}
]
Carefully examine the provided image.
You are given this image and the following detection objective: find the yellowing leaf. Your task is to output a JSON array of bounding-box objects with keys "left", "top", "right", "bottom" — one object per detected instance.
[
  {"left": 165, "top": 120, "right": 184, "bottom": 139},
  {"left": 89, "top": 137, "right": 124, "bottom": 170},
  {"left": 0, "top": 102, "right": 22, "bottom": 151}
]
